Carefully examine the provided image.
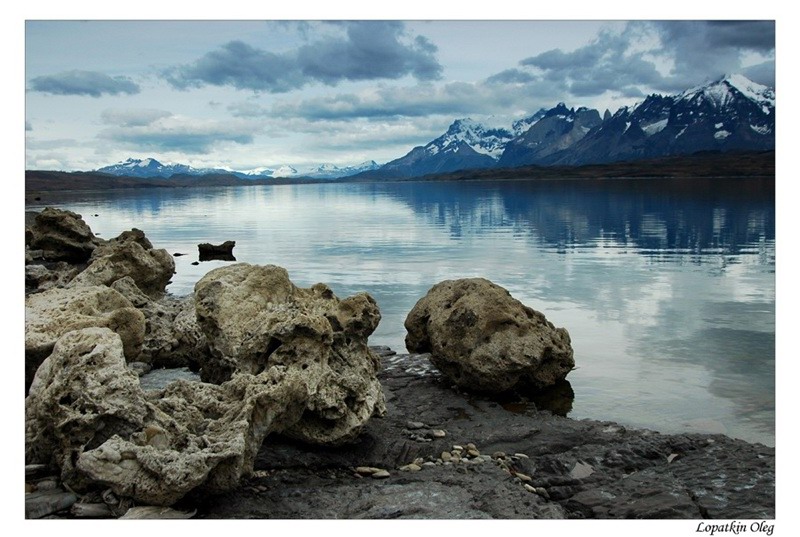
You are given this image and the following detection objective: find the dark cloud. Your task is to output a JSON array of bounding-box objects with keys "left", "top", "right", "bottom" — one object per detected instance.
[
  {"left": 742, "top": 61, "right": 776, "bottom": 88},
  {"left": 648, "top": 21, "right": 775, "bottom": 89},
  {"left": 164, "top": 21, "right": 442, "bottom": 93},
  {"left": 25, "top": 121, "right": 32, "bottom": 132},
  {"left": 29, "top": 70, "right": 140, "bottom": 97},
  {"left": 520, "top": 27, "right": 665, "bottom": 97}
]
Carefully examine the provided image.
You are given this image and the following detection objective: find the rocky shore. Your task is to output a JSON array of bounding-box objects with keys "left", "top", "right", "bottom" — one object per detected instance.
[{"left": 24, "top": 208, "right": 775, "bottom": 520}]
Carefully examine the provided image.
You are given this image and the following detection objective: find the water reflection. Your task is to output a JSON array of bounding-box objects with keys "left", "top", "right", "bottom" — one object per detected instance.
[{"left": 26, "top": 177, "right": 774, "bottom": 445}]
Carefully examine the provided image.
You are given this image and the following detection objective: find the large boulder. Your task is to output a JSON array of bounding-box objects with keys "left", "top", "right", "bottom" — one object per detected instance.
[
  {"left": 28, "top": 208, "right": 99, "bottom": 262},
  {"left": 194, "top": 263, "right": 386, "bottom": 445},
  {"left": 25, "top": 327, "right": 312, "bottom": 506},
  {"left": 69, "top": 229, "right": 175, "bottom": 299},
  {"left": 25, "top": 285, "right": 146, "bottom": 390},
  {"left": 405, "top": 278, "right": 574, "bottom": 394}
]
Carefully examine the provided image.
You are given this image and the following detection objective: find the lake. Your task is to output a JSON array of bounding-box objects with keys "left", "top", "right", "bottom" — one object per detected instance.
[{"left": 26, "top": 177, "right": 775, "bottom": 446}]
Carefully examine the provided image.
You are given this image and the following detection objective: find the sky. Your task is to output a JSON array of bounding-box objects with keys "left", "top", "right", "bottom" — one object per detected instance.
[{"left": 24, "top": 18, "right": 776, "bottom": 173}]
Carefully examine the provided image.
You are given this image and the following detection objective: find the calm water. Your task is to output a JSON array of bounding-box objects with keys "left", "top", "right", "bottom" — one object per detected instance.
[{"left": 27, "top": 177, "right": 775, "bottom": 446}]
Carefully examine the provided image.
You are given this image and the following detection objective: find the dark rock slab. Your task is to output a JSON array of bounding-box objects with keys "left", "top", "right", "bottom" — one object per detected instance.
[
  {"left": 198, "top": 241, "right": 236, "bottom": 261},
  {"left": 25, "top": 490, "right": 78, "bottom": 519},
  {"left": 192, "top": 353, "right": 775, "bottom": 519}
]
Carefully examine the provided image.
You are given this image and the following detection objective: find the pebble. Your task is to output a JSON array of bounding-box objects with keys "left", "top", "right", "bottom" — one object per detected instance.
[
  {"left": 452, "top": 445, "right": 464, "bottom": 451},
  {"left": 25, "top": 464, "right": 49, "bottom": 478},
  {"left": 25, "top": 483, "right": 36, "bottom": 493},
  {"left": 406, "top": 421, "right": 425, "bottom": 430},
  {"left": 422, "top": 461, "right": 436, "bottom": 468},
  {"left": 441, "top": 451, "right": 453, "bottom": 462},
  {"left": 71, "top": 503, "right": 114, "bottom": 518},
  {"left": 399, "top": 464, "right": 422, "bottom": 472},
  {"left": 492, "top": 451, "right": 507, "bottom": 460},
  {"left": 514, "top": 453, "right": 530, "bottom": 459},
  {"left": 467, "top": 449, "right": 481, "bottom": 457},
  {"left": 536, "top": 487, "right": 550, "bottom": 500},
  {"left": 466, "top": 443, "right": 477, "bottom": 450},
  {"left": 355, "top": 466, "right": 381, "bottom": 475},
  {"left": 515, "top": 472, "right": 533, "bottom": 483},
  {"left": 523, "top": 484, "right": 537, "bottom": 493},
  {"left": 35, "top": 479, "right": 58, "bottom": 491},
  {"left": 413, "top": 457, "right": 425, "bottom": 465},
  {"left": 371, "top": 470, "right": 391, "bottom": 479},
  {"left": 473, "top": 456, "right": 486, "bottom": 464},
  {"left": 432, "top": 429, "right": 447, "bottom": 438}
]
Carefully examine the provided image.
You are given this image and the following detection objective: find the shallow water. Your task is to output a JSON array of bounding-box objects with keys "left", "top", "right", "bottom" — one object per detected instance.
[{"left": 27, "top": 177, "right": 775, "bottom": 446}]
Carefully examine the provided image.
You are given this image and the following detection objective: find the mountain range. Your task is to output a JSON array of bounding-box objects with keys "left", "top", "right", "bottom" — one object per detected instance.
[{"left": 93, "top": 74, "right": 774, "bottom": 181}]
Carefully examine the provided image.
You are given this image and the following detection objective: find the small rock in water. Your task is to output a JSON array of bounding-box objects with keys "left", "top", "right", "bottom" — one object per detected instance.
[
  {"left": 371, "top": 470, "right": 391, "bottom": 479},
  {"left": 191, "top": 261, "right": 199, "bottom": 266}
]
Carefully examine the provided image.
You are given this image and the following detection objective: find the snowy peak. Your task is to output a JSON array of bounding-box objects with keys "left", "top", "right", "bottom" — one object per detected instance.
[
  {"left": 304, "top": 160, "right": 380, "bottom": 179},
  {"left": 679, "top": 74, "right": 775, "bottom": 111},
  {"left": 512, "top": 108, "right": 547, "bottom": 135},
  {"left": 425, "top": 118, "right": 514, "bottom": 160}
]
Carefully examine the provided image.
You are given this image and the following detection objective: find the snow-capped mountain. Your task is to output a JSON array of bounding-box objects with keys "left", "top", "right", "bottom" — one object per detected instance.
[
  {"left": 539, "top": 74, "right": 775, "bottom": 166},
  {"left": 97, "top": 158, "right": 211, "bottom": 178},
  {"left": 379, "top": 118, "right": 516, "bottom": 177},
  {"left": 304, "top": 161, "right": 380, "bottom": 179},
  {"left": 95, "top": 159, "right": 376, "bottom": 180},
  {"left": 498, "top": 104, "right": 603, "bottom": 168}
]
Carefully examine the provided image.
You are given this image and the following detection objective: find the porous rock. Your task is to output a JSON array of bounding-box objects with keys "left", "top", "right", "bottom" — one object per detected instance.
[
  {"left": 28, "top": 208, "right": 99, "bottom": 262},
  {"left": 405, "top": 278, "right": 574, "bottom": 393},
  {"left": 108, "top": 278, "right": 208, "bottom": 368},
  {"left": 69, "top": 229, "right": 175, "bottom": 298},
  {"left": 25, "top": 285, "right": 145, "bottom": 390},
  {"left": 194, "top": 263, "right": 386, "bottom": 445},
  {"left": 25, "top": 327, "right": 320, "bottom": 506}
]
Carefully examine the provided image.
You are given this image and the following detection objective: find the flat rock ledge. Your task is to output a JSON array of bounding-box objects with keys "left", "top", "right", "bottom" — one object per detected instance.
[{"left": 27, "top": 349, "right": 775, "bottom": 520}]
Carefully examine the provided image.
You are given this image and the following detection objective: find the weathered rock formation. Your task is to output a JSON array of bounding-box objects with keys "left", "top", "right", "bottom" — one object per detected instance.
[
  {"left": 69, "top": 228, "right": 175, "bottom": 298},
  {"left": 405, "top": 278, "right": 574, "bottom": 393},
  {"left": 25, "top": 327, "right": 314, "bottom": 505},
  {"left": 26, "top": 208, "right": 99, "bottom": 263},
  {"left": 25, "top": 285, "right": 146, "bottom": 390},
  {"left": 194, "top": 263, "right": 386, "bottom": 445}
]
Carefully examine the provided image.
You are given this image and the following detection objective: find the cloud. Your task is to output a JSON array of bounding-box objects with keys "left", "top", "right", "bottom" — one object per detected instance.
[
  {"left": 25, "top": 121, "right": 32, "bottom": 131},
  {"left": 101, "top": 108, "right": 173, "bottom": 127},
  {"left": 647, "top": 21, "right": 775, "bottom": 89},
  {"left": 28, "top": 70, "right": 140, "bottom": 97},
  {"left": 99, "top": 113, "right": 261, "bottom": 153},
  {"left": 163, "top": 21, "right": 442, "bottom": 93}
]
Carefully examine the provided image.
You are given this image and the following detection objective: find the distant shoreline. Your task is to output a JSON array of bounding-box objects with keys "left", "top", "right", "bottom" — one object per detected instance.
[{"left": 25, "top": 150, "right": 775, "bottom": 198}]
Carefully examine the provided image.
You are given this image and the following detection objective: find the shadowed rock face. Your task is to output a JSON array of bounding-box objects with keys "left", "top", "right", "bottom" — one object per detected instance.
[
  {"left": 405, "top": 278, "right": 574, "bottom": 393},
  {"left": 27, "top": 208, "right": 100, "bottom": 262},
  {"left": 194, "top": 263, "right": 386, "bottom": 446}
]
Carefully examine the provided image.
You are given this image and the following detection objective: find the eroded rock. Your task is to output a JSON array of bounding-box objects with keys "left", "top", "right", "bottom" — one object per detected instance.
[
  {"left": 25, "top": 327, "right": 321, "bottom": 506},
  {"left": 25, "top": 285, "right": 145, "bottom": 390},
  {"left": 69, "top": 229, "right": 175, "bottom": 298},
  {"left": 28, "top": 208, "right": 99, "bottom": 263},
  {"left": 405, "top": 278, "right": 574, "bottom": 393},
  {"left": 194, "top": 263, "right": 385, "bottom": 445}
]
